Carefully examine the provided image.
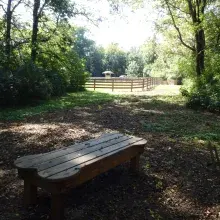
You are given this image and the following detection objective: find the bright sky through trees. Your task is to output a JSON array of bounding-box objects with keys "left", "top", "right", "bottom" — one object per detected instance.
[
  {"left": 72, "top": 0, "right": 156, "bottom": 50},
  {"left": 0, "top": 0, "right": 156, "bottom": 50}
]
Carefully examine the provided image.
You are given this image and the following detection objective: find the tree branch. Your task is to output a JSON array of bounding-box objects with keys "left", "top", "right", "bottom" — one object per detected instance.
[
  {"left": 0, "top": 4, "right": 6, "bottom": 13},
  {"left": 165, "top": 0, "right": 195, "bottom": 51},
  {"left": 38, "top": 0, "right": 49, "bottom": 18},
  {"left": 11, "top": 0, "right": 22, "bottom": 13}
]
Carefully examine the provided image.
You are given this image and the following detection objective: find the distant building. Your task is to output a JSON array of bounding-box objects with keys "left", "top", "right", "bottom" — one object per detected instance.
[{"left": 102, "top": 71, "right": 114, "bottom": 78}]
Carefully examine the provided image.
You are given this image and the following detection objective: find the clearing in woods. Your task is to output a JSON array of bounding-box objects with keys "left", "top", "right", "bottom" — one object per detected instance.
[{"left": 0, "top": 85, "right": 220, "bottom": 220}]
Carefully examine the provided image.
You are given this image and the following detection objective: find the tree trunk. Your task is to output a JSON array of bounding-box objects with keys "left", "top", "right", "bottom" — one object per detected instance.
[
  {"left": 5, "top": 0, "right": 12, "bottom": 64},
  {"left": 195, "top": 29, "right": 205, "bottom": 76},
  {"left": 31, "top": 0, "right": 40, "bottom": 62}
]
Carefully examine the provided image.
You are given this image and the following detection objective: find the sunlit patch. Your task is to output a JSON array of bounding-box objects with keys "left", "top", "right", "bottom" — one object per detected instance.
[
  {"left": 133, "top": 108, "right": 165, "bottom": 114},
  {"left": 12, "top": 124, "right": 59, "bottom": 135}
]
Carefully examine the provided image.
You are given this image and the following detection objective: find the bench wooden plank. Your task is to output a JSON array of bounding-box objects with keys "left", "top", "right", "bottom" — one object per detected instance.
[
  {"left": 49, "top": 139, "right": 146, "bottom": 181},
  {"left": 31, "top": 135, "right": 132, "bottom": 172},
  {"left": 39, "top": 137, "right": 143, "bottom": 179},
  {"left": 15, "top": 133, "right": 122, "bottom": 169},
  {"left": 15, "top": 133, "right": 116, "bottom": 165}
]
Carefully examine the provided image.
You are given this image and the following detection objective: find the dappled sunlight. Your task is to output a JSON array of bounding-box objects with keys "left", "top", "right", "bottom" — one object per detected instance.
[
  {"left": 12, "top": 124, "right": 59, "bottom": 135},
  {"left": 1, "top": 86, "right": 220, "bottom": 219},
  {"left": 91, "top": 85, "right": 181, "bottom": 96},
  {"left": 132, "top": 108, "right": 165, "bottom": 115}
]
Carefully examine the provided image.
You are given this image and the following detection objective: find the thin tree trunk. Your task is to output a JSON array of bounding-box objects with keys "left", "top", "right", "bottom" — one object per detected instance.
[
  {"left": 31, "top": 0, "right": 40, "bottom": 62},
  {"left": 195, "top": 29, "right": 205, "bottom": 76},
  {"left": 5, "top": 0, "right": 12, "bottom": 64}
]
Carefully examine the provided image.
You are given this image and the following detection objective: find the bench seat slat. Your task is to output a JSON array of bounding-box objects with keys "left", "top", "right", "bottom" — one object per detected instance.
[
  {"left": 32, "top": 135, "right": 132, "bottom": 172},
  {"left": 15, "top": 133, "right": 122, "bottom": 169},
  {"left": 48, "top": 139, "right": 146, "bottom": 180},
  {"left": 39, "top": 137, "right": 143, "bottom": 179}
]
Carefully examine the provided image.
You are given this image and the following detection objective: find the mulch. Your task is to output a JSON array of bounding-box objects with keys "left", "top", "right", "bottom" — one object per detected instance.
[{"left": 0, "top": 99, "right": 220, "bottom": 220}]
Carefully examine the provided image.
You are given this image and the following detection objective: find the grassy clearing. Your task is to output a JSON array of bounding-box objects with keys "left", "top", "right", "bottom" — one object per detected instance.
[
  {"left": 1, "top": 86, "right": 219, "bottom": 144},
  {"left": 128, "top": 94, "right": 220, "bottom": 143},
  {"left": 0, "top": 91, "right": 118, "bottom": 121}
]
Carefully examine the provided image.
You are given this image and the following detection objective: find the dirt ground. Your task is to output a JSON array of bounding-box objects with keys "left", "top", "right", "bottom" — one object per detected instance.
[{"left": 1, "top": 86, "right": 220, "bottom": 220}]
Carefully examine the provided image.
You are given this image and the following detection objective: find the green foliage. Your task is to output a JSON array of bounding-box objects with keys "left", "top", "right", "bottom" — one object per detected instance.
[
  {"left": 139, "top": 95, "right": 220, "bottom": 142},
  {"left": 0, "top": 62, "right": 52, "bottom": 106},
  {"left": 181, "top": 51, "right": 220, "bottom": 112},
  {"left": 126, "top": 48, "right": 144, "bottom": 77},
  {"left": 73, "top": 27, "right": 105, "bottom": 77},
  {"left": 104, "top": 43, "right": 127, "bottom": 76},
  {"left": 0, "top": 91, "right": 119, "bottom": 121},
  {"left": 0, "top": 70, "right": 18, "bottom": 106},
  {"left": 45, "top": 70, "right": 67, "bottom": 96},
  {"left": 126, "top": 60, "right": 142, "bottom": 77},
  {"left": 0, "top": 17, "right": 88, "bottom": 106}
]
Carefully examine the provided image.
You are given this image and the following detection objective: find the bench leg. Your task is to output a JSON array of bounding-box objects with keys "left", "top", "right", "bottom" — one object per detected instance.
[
  {"left": 51, "top": 194, "right": 65, "bottom": 220},
  {"left": 24, "top": 179, "right": 37, "bottom": 206},
  {"left": 130, "top": 155, "right": 140, "bottom": 173}
]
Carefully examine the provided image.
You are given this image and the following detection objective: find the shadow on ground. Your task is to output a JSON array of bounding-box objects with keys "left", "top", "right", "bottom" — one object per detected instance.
[{"left": 1, "top": 94, "right": 220, "bottom": 219}]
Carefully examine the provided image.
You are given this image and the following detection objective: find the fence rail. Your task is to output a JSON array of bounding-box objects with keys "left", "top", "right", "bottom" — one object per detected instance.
[{"left": 85, "top": 77, "right": 163, "bottom": 92}]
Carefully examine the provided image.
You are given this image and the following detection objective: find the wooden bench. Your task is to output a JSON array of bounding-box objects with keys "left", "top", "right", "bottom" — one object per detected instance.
[{"left": 14, "top": 133, "right": 147, "bottom": 220}]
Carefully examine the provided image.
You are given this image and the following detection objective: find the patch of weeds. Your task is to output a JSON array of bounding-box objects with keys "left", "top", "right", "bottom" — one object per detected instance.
[
  {"left": 144, "top": 161, "right": 151, "bottom": 170},
  {"left": 149, "top": 209, "right": 163, "bottom": 220},
  {"left": 142, "top": 122, "right": 172, "bottom": 133},
  {"left": 0, "top": 91, "right": 121, "bottom": 121},
  {"left": 155, "top": 180, "right": 163, "bottom": 190}
]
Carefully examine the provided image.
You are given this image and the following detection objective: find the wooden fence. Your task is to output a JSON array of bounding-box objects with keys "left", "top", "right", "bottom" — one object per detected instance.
[{"left": 85, "top": 77, "right": 163, "bottom": 92}]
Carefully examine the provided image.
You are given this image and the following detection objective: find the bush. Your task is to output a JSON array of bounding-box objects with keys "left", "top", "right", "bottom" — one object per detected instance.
[
  {"left": 15, "top": 62, "right": 52, "bottom": 103},
  {"left": 0, "top": 70, "right": 19, "bottom": 106},
  {"left": 182, "top": 70, "right": 220, "bottom": 112},
  {"left": 69, "top": 71, "right": 89, "bottom": 92},
  {"left": 0, "top": 62, "right": 52, "bottom": 106},
  {"left": 45, "top": 70, "right": 67, "bottom": 96}
]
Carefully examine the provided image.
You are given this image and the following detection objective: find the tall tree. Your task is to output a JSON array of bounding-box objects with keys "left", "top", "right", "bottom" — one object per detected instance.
[
  {"left": 104, "top": 43, "right": 127, "bottom": 76},
  {"left": 31, "top": 0, "right": 41, "bottom": 62},
  {"left": 30, "top": 0, "right": 74, "bottom": 62},
  {"left": 0, "top": 0, "right": 22, "bottom": 65},
  {"left": 163, "top": 0, "right": 209, "bottom": 76}
]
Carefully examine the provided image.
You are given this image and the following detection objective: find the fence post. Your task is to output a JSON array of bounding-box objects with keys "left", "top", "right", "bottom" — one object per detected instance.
[
  {"left": 94, "top": 79, "right": 96, "bottom": 91},
  {"left": 131, "top": 80, "right": 133, "bottom": 92},
  {"left": 112, "top": 79, "right": 114, "bottom": 92},
  {"left": 142, "top": 79, "right": 145, "bottom": 91}
]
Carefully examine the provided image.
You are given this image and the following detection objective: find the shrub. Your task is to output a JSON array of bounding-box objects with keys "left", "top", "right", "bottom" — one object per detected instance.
[
  {"left": 0, "top": 70, "right": 19, "bottom": 106},
  {"left": 0, "top": 62, "right": 52, "bottom": 106},
  {"left": 14, "top": 62, "right": 52, "bottom": 103},
  {"left": 45, "top": 70, "right": 67, "bottom": 96},
  {"left": 69, "top": 71, "right": 89, "bottom": 92},
  {"left": 182, "top": 70, "right": 220, "bottom": 112}
]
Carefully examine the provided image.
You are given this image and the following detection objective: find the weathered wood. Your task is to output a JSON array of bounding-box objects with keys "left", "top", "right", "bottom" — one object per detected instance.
[
  {"left": 38, "top": 137, "right": 142, "bottom": 179},
  {"left": 130, "top": 155, "right": 140, "bottom": 173},
  {"left": 51, "top": 194, "right": 65, "bottom": 220},
  {"left": 62, "top": 144, "right": 145, "bottom": 189},
  {"left": 15, "top": 133, "right": 121, "bottom": 168},
  {"left": 85, "top": 77, "right": 162, "bottom": 91},
  {"left": 24, "top": 180, "right": 37, "bottom": 206},
  {"left": 94, "top": 79, "right": 96, "bottom": 90},
  {"left": 14, "top": 133, "right": 147, "bottom": 220},
  {"left": 33, "top": 135, "right": 131, "bottom": 173},
  {"left": 48, "top": 139, "right": 146, "bottom": 181}
]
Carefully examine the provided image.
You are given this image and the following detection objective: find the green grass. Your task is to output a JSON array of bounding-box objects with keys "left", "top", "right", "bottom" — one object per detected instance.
[
  {"left": 137, "top": 95, "right": 220, "bottom": 142},
  {"left": 0, "top": 91, "right": 119, "bottom": 121},
  {"left": 1, "top": 86, "right": 220, "bottom": 144}
]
